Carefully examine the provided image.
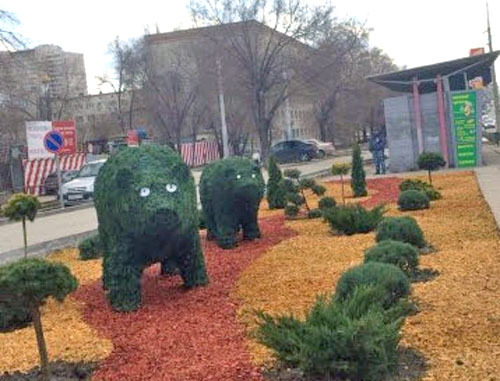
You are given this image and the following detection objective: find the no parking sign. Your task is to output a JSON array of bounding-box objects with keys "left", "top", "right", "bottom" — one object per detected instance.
[{"left": 43, "top": 130, "right": 64, "bottom": 154}]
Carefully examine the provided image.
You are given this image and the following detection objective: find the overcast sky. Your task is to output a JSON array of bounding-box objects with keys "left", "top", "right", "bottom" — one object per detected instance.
[{"left": 1, "top": 0, "right": 498, "bottom": 93}]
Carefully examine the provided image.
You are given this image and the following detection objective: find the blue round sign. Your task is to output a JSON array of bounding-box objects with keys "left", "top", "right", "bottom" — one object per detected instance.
[{"left": 44, "top": 130, "right": 64, "bottom": 154}]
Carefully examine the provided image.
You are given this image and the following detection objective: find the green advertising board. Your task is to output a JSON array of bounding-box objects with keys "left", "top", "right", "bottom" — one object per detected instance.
[{"left": 451, "top": 91, "right": 478, "bottom": 167}]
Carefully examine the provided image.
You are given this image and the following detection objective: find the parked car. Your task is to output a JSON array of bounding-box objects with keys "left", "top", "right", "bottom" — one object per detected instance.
[
  {"left": 270, "top": 140, "right": 318, "bottom": 163},
  {"left": 305, "top": 139, "right": 335, "bottom": 158},
  {"left": 43, "top": 170, "right": 79, "bottom": 195},
  {"left": 61, "top": 159, "right": 107, "bottom": 205}
]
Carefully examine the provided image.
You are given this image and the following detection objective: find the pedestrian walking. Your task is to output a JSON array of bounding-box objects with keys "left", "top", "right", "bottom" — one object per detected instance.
[{"left": 369, "top": 129, "right": 387, "bottom": 175}]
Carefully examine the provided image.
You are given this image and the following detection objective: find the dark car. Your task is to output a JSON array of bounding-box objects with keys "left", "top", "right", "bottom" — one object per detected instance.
[
  {"left": 43, "top": 170, "right": 79, "bottom": 195},
  {"left": 270, "top": 140, "right": 318, "bottom": 163}
]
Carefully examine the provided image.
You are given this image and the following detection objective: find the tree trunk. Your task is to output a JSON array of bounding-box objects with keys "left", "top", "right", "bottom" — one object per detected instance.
[
  {"left": 340, "top": 174, "right": 345, "bottom": 206},
  {"left": 22, "top": 217, "right": 27, "bottom": 259},
  {"left": 428, "top": 170, "right": 432, "bottom": 185},
  {"left": 31, "top": 306, "right": 50, "bottom": 380}
]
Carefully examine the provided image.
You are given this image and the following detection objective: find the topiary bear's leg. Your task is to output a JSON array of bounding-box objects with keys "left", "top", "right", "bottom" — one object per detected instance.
[
  {"left": 160, "top": 257, "right": 178, "bottom": 276},
  {"left": 177, "top": 233, "right": 208, "bottom": 288},
  {"left": 215, "top": 214, "right": 239, "bottom": 249},
  {"left": 106, "top": 253, "right": 143, "bottom": 312},
  {"left": 102, "top": 252, "right": 110, "bottom": 290},
  {"left": 241, "top": 206, "right": 261, "bottom": 240}
]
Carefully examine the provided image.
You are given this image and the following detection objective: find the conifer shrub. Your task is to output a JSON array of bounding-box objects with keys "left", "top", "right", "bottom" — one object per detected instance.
[
  {"left": 323, "top": 204, "right": 385, "bottom": 235},
  {"left": 364, "top": 240, "right": 419, "bottom": 276},
  {"left": 307, "top": 209, "right": 322, "bottom": 219},
  {"left": 351, "top": 143, "right": 367, "bottom": 197},
  {"left": 376, "top": 216, "right": 426, "bottom": 248},
  {"left": 398, "top": 190, "right": 430, "bottom": 211},
  {"left": 267, "top": 157, "right": 286, "bottom": 209},
  {"left": 318, "top": 196, "right": 336, "bottom": 210},
  {"left": 399, "top": 179, "right": 442, "bottom": 200},
  {"left": 78, "top": 234, "right": 103, "bottom": 260},
  {"left": 256, "top": 285, "right": 405, "bottom": 380},
  {"left": 335, "top": 262, "right": 410, "bottom": 309},
  {"left": 282, "top": 169, "right": 328, "bottom": 218}
]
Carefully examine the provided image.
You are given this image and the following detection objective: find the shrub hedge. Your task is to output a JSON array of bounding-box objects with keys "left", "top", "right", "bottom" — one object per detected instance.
[
  {"left": 399, "top": 179, "right": 441, "bottom": 201},
  {"left": 78, "top": 234, "right": 103, "bottom": 260},
  {"left": 323, "top": 204, "right": 385, "bottom": 235},
  {"left": 364, "top": 240, "right": 419, "bottom": 276},
  {"left": 398, "top": 190, "right": 430, "bottom": 211}
]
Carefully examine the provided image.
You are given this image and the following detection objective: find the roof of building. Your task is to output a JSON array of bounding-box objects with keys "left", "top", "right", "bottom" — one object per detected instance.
[{"left": 367, "top": 51, "right": 500, "bottom": 93}]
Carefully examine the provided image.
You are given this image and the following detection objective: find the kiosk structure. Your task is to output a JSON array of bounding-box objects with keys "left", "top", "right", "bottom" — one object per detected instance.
[{"left": 367, "top": 51, "right": 499, "bottom": 172}]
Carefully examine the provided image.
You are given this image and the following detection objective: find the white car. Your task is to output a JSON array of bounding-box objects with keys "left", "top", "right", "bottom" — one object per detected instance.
[
  {"left": 61, "top": 159, "right": 107, "bottom": 205},
  {"left": 305, "top": 139, "right": 335, "bottom": 158}
]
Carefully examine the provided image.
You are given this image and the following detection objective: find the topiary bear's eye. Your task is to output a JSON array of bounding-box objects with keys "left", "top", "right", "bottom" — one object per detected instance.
[
  {"left": 251, "top": 174, "right": 256, "bottom": 179},
  {"left": 166, "top": 184, "right": 178, "bottom": 193},
  {"left": 139, "top": 187, "right": 150, "bottom": 197},
  {"left": 236, "top": 174, "right": 241, "bottom": 179}
]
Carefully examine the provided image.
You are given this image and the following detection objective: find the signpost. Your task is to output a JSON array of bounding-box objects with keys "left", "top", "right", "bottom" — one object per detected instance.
[
  {"left": 451, "top": 91, "right": 478, "bottom": 168},
  {"left": 43, "top": 130, "right": 65, "bottom": 209}
]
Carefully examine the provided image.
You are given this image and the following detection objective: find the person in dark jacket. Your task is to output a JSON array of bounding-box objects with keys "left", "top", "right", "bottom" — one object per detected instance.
[{"left": 369, "top": 130, "right": 387, "bottom": 175}]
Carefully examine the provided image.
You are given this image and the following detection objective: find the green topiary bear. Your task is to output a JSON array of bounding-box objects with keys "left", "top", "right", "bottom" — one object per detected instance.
[
  {"left": 200, "top": 157, "right": 265, "bottom": 249},
  {"left": 94, "top": 145, "right": 208, "bottom": 312}
]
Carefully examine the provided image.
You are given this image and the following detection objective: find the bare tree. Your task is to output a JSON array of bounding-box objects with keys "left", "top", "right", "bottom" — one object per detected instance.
[
  {"left": 99, "top": 37, "right": 146, "bottom": 133},
  {"left": 0, "top": 10, "right": 25, "bottom": 50},
  {"left": 190, "top": 0, "right": 332, "bottom": 161}
]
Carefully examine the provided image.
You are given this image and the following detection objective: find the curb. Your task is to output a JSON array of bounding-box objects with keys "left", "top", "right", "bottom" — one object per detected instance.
[{"left": 0, "top": 229, "right": 96, "bottom": 265}]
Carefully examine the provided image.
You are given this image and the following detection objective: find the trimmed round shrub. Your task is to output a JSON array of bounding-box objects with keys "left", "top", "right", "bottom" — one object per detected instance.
[
  {"left": 399, "top": 179, "right": 441, "bottom": 201},
  {"left": 78, "top": 234, "right": 102, "bottom": 260},
  {"left": 376, "top": 216, "right": 426, "bottom": 248},
  {"left": 285, "top": 204, "right": 299, "bottom": 217},
  {"left": 398, "top": 190, "right": 430, "bottom": 211},
  {"left": 323, "top": 204, "right": 385, "bottom": 235},
  {"left": 318, "top": 196, "right": 336, "bottom": 210},
  {"left": 335, "top": 262, "right": 410, "bottom": 308},
  {"left": 307, "top": 208, "right": 322, "bottom": 219},
  {"left": 364, "top": 240, "right": 419, "bottom": 276}
]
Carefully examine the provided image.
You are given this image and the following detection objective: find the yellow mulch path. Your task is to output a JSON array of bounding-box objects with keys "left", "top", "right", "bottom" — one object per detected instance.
[
  {"left": 235, "top": 172, "right": 500, "bottom": 380},
  {"left": 0, "top": 249, "right": 112, "bottom": 373}
]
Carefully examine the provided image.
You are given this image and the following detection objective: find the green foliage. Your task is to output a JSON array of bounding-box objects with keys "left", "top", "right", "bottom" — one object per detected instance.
[
  {"left": 331, "top": 162, "right": 350, "bottom": 176},
  {"left": 256, "top": 286, "right": 405, "bottom": 380},
  {"left": 335, "top": 262, "right": 410, "bottom": 309},
  {"left": 284, "top": 204, "right": 300, "bottom": 218},
  {"left": 1, "top": 193, "right": 41, "bottom": 222},
  {"left": 364, "top": 240, "right": 419, "bottom": 276},
  {"left": 417, "top": 152, "right": 446, "bottom": 184},
  {"left": 398, "top": 190, "right": 430, "bottom": 211},
  {"left": 351, "top": 143, "right": 367, "bottom": 197},
  {"left": 78, "top": 234, "right": 103, "bottom": 260},
  {"left": 0, "top": 263, "right": 31, "bottom": 332},
  {"left": 318, "top": 196, "right": 336, "bottom": 210},
  {"left": 399, "top": 179, "right": 442, "bottom": 200},
  {"left": 267, "top": 157, "right": 286, "bottom": 209},
  {"left": 323, "top": 204, "right": 385, "bottom": 235},
  {"left": 95, "top": 145, "right": 208, "bottom": 311},
  {"left": 282, "top": 170, "right": 329, "bottom": 219},
  {"left": 200, "top": 156, "right": 265, "bottom": 249},
  {"left": 376, "top": 216, "right": 426, "bottom": 248},
  {"left": 283, "top": 168, "right": 300, "bottom": 179},
  {"left": 0, "top": 258, "right": 77, "bottom": 307},
  {"left": 307, "top": 209, "right": 322, "bottom": 219}
]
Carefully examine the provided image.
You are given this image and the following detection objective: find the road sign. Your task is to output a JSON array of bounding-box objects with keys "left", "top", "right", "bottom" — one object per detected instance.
[
  {"left": 52, "top": 120, "right": 77, "bottom": 155},
  {"left": 44, "top": 130, "right": 64, "bottom": 154},
  {"left": 26, "top": 121, "right": 53, "bottom": 159}
]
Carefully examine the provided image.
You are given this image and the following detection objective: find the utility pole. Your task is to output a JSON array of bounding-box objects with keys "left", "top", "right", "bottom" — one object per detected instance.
[
  {"left": 487, "top": 1, "right": 500, "bottom": 133},
  {"left": 216, "top": 58, "right": 229, "bottom": 158}
]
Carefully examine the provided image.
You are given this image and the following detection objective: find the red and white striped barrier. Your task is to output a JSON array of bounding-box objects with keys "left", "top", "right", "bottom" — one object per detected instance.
[
  {"left": 23, "top": 153, "right": 86, "bottom": 195},
  {"left": 181, "top": 141, "right": 220, "bottom": 167}
]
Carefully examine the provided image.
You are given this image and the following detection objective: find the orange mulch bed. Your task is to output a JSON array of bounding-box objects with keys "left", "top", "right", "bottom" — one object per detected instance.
[{"left": 235, "top": 172, "right": 500, "bottom": 380}]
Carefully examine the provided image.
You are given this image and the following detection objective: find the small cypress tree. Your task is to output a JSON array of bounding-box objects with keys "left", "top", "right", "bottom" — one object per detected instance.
[
  {"left": 331, "top": 162, "right": 350, "bottom": 205},
  {"left": 267, "top": 156, "right": 286, "bottom": 209},
  {"left": 351, "top": 143, "right": 367, "bottom": 197},
  {"left": 417, "top": 152, "right": 446, "bottom": 185},
  {"left": 2, "top": 193, "right": 41, "bottom": 258},
  {"left": 0, "top": 259, "right": 78, "bottom": 380}
]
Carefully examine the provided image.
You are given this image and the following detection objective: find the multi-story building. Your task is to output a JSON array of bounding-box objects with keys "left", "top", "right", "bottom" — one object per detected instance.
[{"left": 144, "top": 21, "right": 318, "bottom": 148}]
